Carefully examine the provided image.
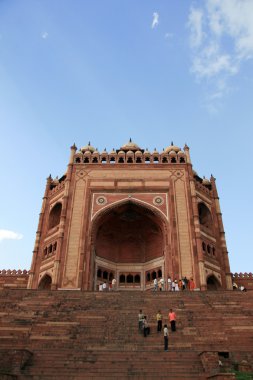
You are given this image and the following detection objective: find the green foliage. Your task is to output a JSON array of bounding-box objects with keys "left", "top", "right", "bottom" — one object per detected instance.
[{"left": 234, "top": 370, "right": 253, "bottom": 380}]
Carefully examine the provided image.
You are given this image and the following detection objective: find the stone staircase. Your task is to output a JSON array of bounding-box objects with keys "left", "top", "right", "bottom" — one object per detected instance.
[{"left": 0, "top": 290, "right": 252, "bottom": 379}]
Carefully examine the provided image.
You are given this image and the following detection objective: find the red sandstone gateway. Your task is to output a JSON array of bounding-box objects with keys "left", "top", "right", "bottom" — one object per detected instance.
[{"left": 24, "top": 139, "right": 233, "bottom": 292}]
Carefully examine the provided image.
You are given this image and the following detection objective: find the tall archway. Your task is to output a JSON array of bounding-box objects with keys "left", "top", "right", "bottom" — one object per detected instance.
[
  {"left": 38, "top": 274, "right": 52, "bottom": 290},
  {"left": 207, "top": 275, "right": 221, "bottom": 290},
  {"left": 91, "top": 201, "right": 166, "bottom": 290}
]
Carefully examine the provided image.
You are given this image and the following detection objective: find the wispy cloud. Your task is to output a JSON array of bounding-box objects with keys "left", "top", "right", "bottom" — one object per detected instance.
[
  {"left": 151, "top": 12, "right": 159, "bottom": 29},
  {"left": 187, "top": 0, "right": 253, "bottom": 107},
  {"left": 0, "top": 229, "right": 23, "bottom": 242},
  {"left": 41, "top": 32, "right": 49, "bottom": 39}
]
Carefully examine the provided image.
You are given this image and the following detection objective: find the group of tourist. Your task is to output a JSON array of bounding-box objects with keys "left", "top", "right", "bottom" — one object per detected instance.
[
  {"left": 99, "top": 278, "right": 117, "bottom": 291},
  {"left": 138, "top": 308, "right": 177, "bottom": 351},
  {"left": 154, "top": 276, "right": 196, "bottom": 291}
]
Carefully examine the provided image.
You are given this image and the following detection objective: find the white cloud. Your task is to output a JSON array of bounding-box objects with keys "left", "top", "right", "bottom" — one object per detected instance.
[
  {"left": 151, "top": 12, "right": 159, "bottom": 29},
  {"left": 187, "top": 0, "right": 253, "bottom": 106},
  {"left": 41, "top": 32, "right": 49, "bottom": 39},
  {"left": 188, "top": 7, "right": 204, "bottom": 48},
  {"left": 0, "top": 229, "right": 23, "bottom": 242}
]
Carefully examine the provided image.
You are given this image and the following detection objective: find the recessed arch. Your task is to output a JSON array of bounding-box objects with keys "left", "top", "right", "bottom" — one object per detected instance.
[
  {"left": 206, "top": 274, "right": 221, "bottom": 290},
  {"left": 198, "top": 202, "right": 213, "bottom": 229},
  {"left": 48, "top": 203, "right": 62, "bottom": 229},
  {"left": 93, "top": 201, "right": 165, "bottom": 263},
  {"left": 38, "top": 274, "right": 52, "bottom": 290}
]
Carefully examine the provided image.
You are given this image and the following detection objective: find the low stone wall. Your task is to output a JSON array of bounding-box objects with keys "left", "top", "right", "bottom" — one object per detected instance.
[
  {"left": 0, "top": 270, "right": 29, "bottom": 289},
  {"left": 232, "top": 273, "right": 253, "bottom": 291}
]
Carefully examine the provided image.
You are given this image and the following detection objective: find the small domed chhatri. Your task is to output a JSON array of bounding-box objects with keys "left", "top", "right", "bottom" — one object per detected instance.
[
  {"left": 81, "top": 142, "right": 95, "bottom": 153},
  {"left": 120, "top": 138, "right": 141, "bottom": 152},
  {"left": 164, "top": 142, "right": 181, "bottom": 153}
]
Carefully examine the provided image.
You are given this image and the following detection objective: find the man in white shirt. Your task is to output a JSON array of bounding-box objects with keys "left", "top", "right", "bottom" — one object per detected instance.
[{"left": 164, "top": 324, "right": 169, "bottom": 351}]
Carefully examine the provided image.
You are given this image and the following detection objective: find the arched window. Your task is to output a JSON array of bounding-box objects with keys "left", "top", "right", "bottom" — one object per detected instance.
[
  {"left": 127, "top": 157, "right": 133, "bottom": 163},
  {"left": 162, "top": 157, "right": 168, "bottom": 163},
  {"left": 120, "top": 274, "right": 125, "bottom": 283},
  {"left": 158, "top": 269, "right": 162, "bottom": 278},
  {"left": 127, "top": 274, "right": 133, "bottom": 283},
  {"left": 118, "top": 157, "right": 124, "bottom": 163},
  {"left": 207, "top": 245, "right": 211, "bottom": 254},
  {"left": 152, "top": 271, "right": 157, "bottom": 280},
  {"left": 83, "top": 157, "right": 89, "bottom": 163},
  {"left": 97, "top": 269, "right": 102, "bottom": 278},
  {"left": 53, "top": 242, "right": 57, "bottom": 251},
  {"left": 202, "top": 242, "right": 206, "bottom": 251},
  {"left": 75, "top": 157, "right": 81, "bottom": 163},
  {"left": 38, "top": 274, "right": 52, "bottom": 290},
  {"left": 180, "top": 157, "right": 185, "bottom": 163},
  {"left": 92, "top": 157, "right": 98, "bottom": 163},
  {"left": 109, "top": 272, "right": 113, "bottom": 281},
  {"left": 103, "top": 271, "right": 108, "bottom": 279},
  {"left": 135, "top": 274, "right": 140, "bottom": 283},
  {"left": 136, "top": 157, "right": 142, "bottom": 163},
  {"left": 198, "top": 203, "right": 212, "bottom": 229},
  {"left": 48, "top": 203, "right": 62, "bottom": 229},
  {"left": 171, "top": 157, "right": 177, "bottom": 163},
  {"left": 146, "top": 272, "right": 151, "bottom": 282}
]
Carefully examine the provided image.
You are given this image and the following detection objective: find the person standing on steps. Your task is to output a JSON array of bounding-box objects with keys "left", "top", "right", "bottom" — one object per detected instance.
[
  {"left": 153, "top": 278, "right": 158, "bottom": 291},
  {"left": 164, "top": 324, "right": 169, "bottom": 351},
  {"left": 143, "top": 316, "right": 150, "bottom": 337},
  {"left": 168, "top": 308, "right": 176, "bottom": 332},
  {"left": 138, "top": 309, "right": 144, "bottom": 333},
  {"left": 156, "top": 310, "right": 163, "bottom": 332}
]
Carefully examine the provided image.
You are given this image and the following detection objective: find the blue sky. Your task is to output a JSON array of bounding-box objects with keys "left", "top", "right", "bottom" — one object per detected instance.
[{"left": 0, "top": 0, "right": 253, "bottom": 273}]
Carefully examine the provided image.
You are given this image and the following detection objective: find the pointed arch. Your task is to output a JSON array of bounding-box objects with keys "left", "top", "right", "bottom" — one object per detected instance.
[{"left": 38, "top": 274, "right": 52, "bottom": 290}]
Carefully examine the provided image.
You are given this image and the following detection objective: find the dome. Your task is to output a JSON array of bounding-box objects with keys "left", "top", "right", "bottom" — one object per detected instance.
[
  {"left": 144, "top": 148, "right": 150, "bottom": 155},
  {"left": 152, "top": 148, "right": 159, "bottom": 154},
  {"left": 178, "top": 150, "right": 184, "bottom": 155},
  {"left": 135, "top": 150, "right": 142, "bottom": 155},
  {"left": 120, "top": 138, "right": 141, "bottom": 152},
  {"left": 118, "top": 150, "right": 125, "bottom": 155},
  {"left": 101, "top": 148, "right": 107, "bottom": 154},
  {"left": 126, "top": 150, "right": 134, "bottom": 155},
  {"left": 202, "top": 177, "right": 211, "bottom": 185},
  {"left": 164, "top": 142, "right": 180, "bottom": 154},
  {"left": 168, "top": 150, "right": 176, "bottom": 155},
  {"left": 93, "top": 148, "right": 99, "bottom": 155},
  {"left": 81, "top": 142, "right": 95, "bottom": 153},
  {"left": 109, "top": 148, "right": 116, "bottom": 155}
]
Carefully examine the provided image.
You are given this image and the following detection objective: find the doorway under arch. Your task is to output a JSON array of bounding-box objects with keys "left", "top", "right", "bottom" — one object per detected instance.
[
  {"left": 92, "top": 201, "right": 166, "bottom": 290},
  {"left": 38, "top": 274, "right": 52, "bottom": 290},
  {"left": 207, "top": 275, "right": 221, "bottom": 290}
]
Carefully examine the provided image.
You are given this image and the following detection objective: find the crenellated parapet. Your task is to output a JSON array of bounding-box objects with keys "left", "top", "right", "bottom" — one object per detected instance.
[
  {"left": 0, "top": 269, "right": 29, "bottom": 289},
  {"left": 233, "top": 272, "right": 253, "bottom": 290},
  {"left": 73, "top": 140, "right": 187, "bottom": 165}
]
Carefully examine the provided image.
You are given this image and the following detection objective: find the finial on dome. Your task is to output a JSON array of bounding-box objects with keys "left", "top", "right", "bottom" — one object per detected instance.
[
  {"left": 129, "top": 138, "right": 132, "bottom": 142},
  {"left": 171, "top": 141, "right": 174, "bottom": 145}
]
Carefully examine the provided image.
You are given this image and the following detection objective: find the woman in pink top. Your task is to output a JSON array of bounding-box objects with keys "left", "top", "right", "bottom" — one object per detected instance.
[{"left": 168, "top": 308, "right": 176, "bottom": 332}]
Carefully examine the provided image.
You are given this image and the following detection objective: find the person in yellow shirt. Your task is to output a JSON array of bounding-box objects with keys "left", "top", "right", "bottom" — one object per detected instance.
[{"left": 156, "top": 310, "right": 163, "bottom": 332}]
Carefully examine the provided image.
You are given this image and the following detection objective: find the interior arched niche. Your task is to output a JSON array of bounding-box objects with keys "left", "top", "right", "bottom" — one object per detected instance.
[{"left": 94, "top": 202, "right": 164, "bottom": 263}]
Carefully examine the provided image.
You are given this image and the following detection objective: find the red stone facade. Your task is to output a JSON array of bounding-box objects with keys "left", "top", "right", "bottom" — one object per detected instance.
[{"left": 25, "top": 139, "right": 234, "bottom": 291}]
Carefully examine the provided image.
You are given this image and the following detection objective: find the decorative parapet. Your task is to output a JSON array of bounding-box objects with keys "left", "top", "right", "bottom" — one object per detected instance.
[
  {"left": 0, "top": 270, "right": 29, "bottom": 289},
  {"left": 0, "top": 269, "right": 29, "bottom": 276},
  {"left": 233, "top": 272, "right": 253, "bottom": 279},
  {"left": 233, "top": 273, "right": 253, "bottom": 290},
  {"left": 49, "top": 179, "right": 65, "bottom": 196},
  {"left": 73, "top": 148, "right": 187, "bottom": 165}
]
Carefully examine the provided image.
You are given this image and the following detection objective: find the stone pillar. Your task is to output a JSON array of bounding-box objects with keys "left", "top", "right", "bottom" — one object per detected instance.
[
  {"left": 185, "top": 145, "right": 206, "bottom": 290},
  {"left": 211, "top": 175, "right": 232, "bottom": 290},
  {"left": 28, "top": 175, "right": 52, "bottom": 288},
  {"left": 51, "top": 144, "right": 77, "bottom": 289}
]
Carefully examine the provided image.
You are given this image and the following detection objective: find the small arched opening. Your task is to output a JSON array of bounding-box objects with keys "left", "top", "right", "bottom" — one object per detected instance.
[
  {"left": 207, "top": 275, "right": 221, "bottom": 290},
  {"left": 198, "top": 203, "right": 213, "bottom": 229},
  {"left": 48, "top": 203, "right": 62, "bottom": 229},
  {"left": 38, "top": 274, "right": 52, "bottom": 290}
]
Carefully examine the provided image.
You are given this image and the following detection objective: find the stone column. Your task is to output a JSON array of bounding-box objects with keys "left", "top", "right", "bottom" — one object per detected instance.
[
  {"left": 28, "top": 175, "right": 52, "bottom": 288},
  {"left": 51, "top": 144, "right": 77, "bottom": 289},
  {"left": 211, "top": 175, "right": 232, "bottom": 290},
  {"left": 184, "top": 144, "right": 206, "bottom": 290}
]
